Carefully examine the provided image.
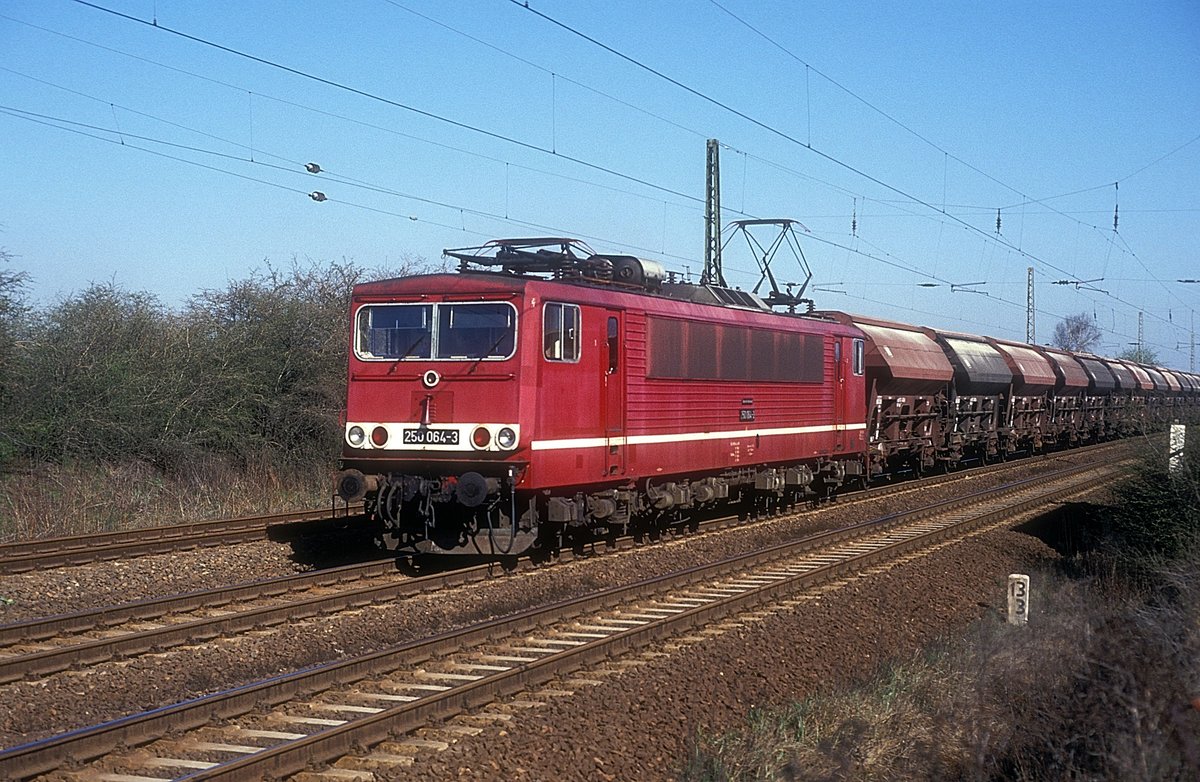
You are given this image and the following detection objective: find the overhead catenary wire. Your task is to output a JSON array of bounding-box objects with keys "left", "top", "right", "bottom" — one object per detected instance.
[
  {"left": 33, "top": 5, "right": 1200, "bottom": 254},
  {"left": 3, "top": 57, "right": 896, "bottom": 285},
  {"left": 0, "top": 13, "right": 860, "bottom": 219},
  {"left": 8, "top": 4, "right": 1191, "bottom": 360},
  {"left": 59, "top": 2, "right": 711, "bottom": 209},
  {"left": 33, "top": 4, "right": 1154, "bottom": 289},
  {"left": 497, "top": 5, "right": 1080, "bottom": 271},
  {"left": 706, "top": 0, "right": 1199, "bottom": 251},
  {"left": 504, "top": 0, "right": 1191, "bottom": 342},
  {"left": 378, "top": 0, "right": 708, "bottom": 143},
  {"left": 0, "top": 105, "right": 1176, "bottom": 359},
  {"left": 0, "top": 104, "right": 706, "bottom": 268},
  {"left": 3, "top": 62, "right": 707, "bottom": 222}
]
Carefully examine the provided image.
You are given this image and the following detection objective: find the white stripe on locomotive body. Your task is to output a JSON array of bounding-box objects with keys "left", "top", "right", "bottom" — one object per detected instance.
[
  {"left": 530, "top": 423, "right": 868, "bottom": 452},
  {"left": 346, "top": 421, "right": 866, "bottom": 453}
]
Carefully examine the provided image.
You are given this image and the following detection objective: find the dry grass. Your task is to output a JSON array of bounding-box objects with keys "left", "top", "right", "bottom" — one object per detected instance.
[
  {"left": 0, "top": 456, "right": 334, "bottom": 541},
  {"left": 683, "top": 560, "right": 1200, "bottom": 782},
  {"left": 685, "top": 438, "right": 1200, "bottom": 782}
]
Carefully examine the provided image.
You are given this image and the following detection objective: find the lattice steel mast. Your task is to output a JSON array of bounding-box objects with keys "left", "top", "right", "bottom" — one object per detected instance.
[
  {"left": 703, "top": 138, "right": 725, "bottom": 287},
  {"left": 1026, "top": 267, "right": 1035, "bottom": 344}
]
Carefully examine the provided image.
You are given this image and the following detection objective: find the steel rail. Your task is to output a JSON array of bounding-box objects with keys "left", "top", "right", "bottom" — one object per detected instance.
[
  {"left": 0, "top": 459, "right": 1125, "bottom": 781},
  {"left": 0, "top": 442, "right": 1130, "bottom": 686},
  {"left": 0, "top": 505, "right": 363, "bottom": 575},
  {"left": 205, "top": 464, "right": 1119, "bottom": 782},
  {"left": 0, "top": 439, "right": 1139, "bottom": 575}
]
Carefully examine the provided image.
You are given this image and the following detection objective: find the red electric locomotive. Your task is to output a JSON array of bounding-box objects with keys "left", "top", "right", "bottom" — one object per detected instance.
[{"left": 335, "top": 238, "right": 868, "bottom": 556}]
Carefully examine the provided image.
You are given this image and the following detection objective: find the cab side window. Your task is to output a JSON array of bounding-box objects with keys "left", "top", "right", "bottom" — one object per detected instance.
[
  {"left": 607, "top": 316, "right": 619, "bottom": 373},
  {"left": 543, "top": 303, "right": 581, "bottom": 362},
  {"left": 852, "top": 338, "right": 865, "bottom": 376}
]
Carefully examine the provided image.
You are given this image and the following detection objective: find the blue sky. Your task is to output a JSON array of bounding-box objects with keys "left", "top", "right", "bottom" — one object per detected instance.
[{"left": 2, "top": 1, "right": 1199, "bottom": 368}]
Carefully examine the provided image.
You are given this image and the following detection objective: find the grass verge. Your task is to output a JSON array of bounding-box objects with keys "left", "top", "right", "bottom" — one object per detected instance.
[
  {"left": 0, "top": 456, "right": 335, "bottom": 541},
  {"left": 683, "top": 442, "right": 1200, "bottom": 781}
]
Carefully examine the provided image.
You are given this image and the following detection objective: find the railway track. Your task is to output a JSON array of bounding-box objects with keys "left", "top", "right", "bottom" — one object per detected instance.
[
  {"left": 0, "top": 441, "right": 1129, "bottom": 577},
  {"left": 0, "top": 505, "right": 362, "bottom": 575},
  {"left": 0, "top": 456, "right": 1127, "bottom": 781},
  {"left": 0, "top": 443, "right": 1129, "bottom": 687}
]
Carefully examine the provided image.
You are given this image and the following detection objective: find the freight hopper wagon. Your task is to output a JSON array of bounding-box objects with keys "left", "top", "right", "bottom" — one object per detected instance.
[
  {"left": 1115, "top": 359, "right": 1155, "bottom": 435},
  {"left": 1142, "top": 365, "right": 1174, "bottom": 427},
  {"left": 1074, "top": 354, "right": 1117, "bottom": 441},
  {"left": 336, "top": 239, "right": 868, "bottom": 556},
  {"left": 816, "top": 313, "right": 953, "bottom": 476},
  {"left": 921, "top": 328, "right": 1014, "bottom": 463},
  {"left": 1036, "top": 347, "right": 1091, "bottom": 446},
  {"left": 1101, "top": 356, "right": 1139, "bottom": 436},
  {"left": 820, "top": 313, "right": 1036, "bottom": 473},
  {"left": 1157, "top": 368, "right": 1185, "bottom": 424},
  {"left": 986, "top": 337, "right": 1058, "bottom": 454},
  {"left": 1179, "top": 372, "right": 1200, "bottom": 420}
]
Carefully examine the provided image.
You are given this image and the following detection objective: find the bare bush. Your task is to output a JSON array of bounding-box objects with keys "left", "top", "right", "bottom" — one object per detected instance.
[
  {"left": 1116, "top": 345, "right": 1160, "bottom": 365},
  {"left": 0, "top": 247, "right": 30, "bottom": 464},
  {"left": 177, "top": 256, "right": 428, "bottom": 461},
  {"left": 4, "top": 256, "right": 426, "bottom": 471},
  {"left": 684, "top": 566, "right": 1200, "bottom": 781},
  {"left": 7, "top": 283, "right": 188, "bottom": 465},
  {"left": 0, "top": 255, "right": 429, "bottom": 536}
]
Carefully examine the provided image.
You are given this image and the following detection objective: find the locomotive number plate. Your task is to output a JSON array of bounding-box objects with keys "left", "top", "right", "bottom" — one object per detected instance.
[{"left": 402, "top": 428, "right": 460, "bottom": 445}]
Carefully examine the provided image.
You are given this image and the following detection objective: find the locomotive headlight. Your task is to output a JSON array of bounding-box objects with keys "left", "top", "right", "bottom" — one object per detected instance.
[
  {"left": 497, "top": 427, "right": 517, "bottom": 449},
  {"left": 347, "top": 426, "right": 366, "bottom": 447}
]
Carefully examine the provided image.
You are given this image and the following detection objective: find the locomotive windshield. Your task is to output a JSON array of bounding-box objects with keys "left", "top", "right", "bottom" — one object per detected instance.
[{"left": 356, "top": 302, "right": 516, "bottom": 361}]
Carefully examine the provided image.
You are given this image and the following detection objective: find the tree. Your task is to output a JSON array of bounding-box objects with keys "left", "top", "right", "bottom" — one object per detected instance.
[
  {"left": 0, "top": 247, "right": 27, "bottom": 354},
  {"left": 2, "top": 254, "right": 429, "bottom": 469},
  {"left": 11, "top": 283, "right": 186, "bottom": 464},
  {"left": 1052, "top": 312, "right": 1102, "bottom": 353},
  {"left": 0, "top": 246, "right": 30, "bottom": 463},
  {"left": 1116, "top": 346, "right": 1160, "bottom": 365}
]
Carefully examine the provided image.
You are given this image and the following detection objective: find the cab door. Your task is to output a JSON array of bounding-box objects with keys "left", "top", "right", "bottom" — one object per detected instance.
[
  {"left": 603, "top": 311, "right": 626, "bottom": 476},
  {"left": 833, "top": 337, "right": 846, "bottom": 451}
]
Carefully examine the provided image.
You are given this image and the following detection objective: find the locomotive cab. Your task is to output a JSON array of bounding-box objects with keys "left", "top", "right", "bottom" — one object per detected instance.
[{"left": 336, "top": 274, "right": 533, "bottom": 555}]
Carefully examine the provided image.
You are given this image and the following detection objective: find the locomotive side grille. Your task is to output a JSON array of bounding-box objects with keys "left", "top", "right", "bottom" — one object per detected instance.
[{"left": 646, "top": 317, "right": 824, "bottom": 383}]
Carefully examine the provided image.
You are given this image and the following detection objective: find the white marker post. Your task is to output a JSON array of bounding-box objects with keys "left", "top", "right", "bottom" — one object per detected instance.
[
  {"left": 1169, "top": 423, "right": 1186, "bottom": 476},
  {"left": 1007, "top": 574, "right": 1030, "bottom": 626}
]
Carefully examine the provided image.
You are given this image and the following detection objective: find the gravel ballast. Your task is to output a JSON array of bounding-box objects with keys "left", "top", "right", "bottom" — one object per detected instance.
[{"left": 0, "top": 451, "right": 1103, "bottom": 759}]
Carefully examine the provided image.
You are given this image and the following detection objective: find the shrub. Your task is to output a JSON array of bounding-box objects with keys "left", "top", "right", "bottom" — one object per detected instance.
[
  {"left": 683, "top": 563, "right": 1200, "bottom": 781},
  {"left": 0, "top": 249, "right": 30, "bottom": 464},
  {"left": 178, "top": 256, "right": 430, "bottom": 462},
  {"left": 1102, "top": 439, "right": 1200, "bottom": 564},
  {"left": 682, "top": 446, "right": 1200, "bottom": 781},
  {"left": 7, "top": 283, "right": 187, "bottom": 465},
  {"left": 2, "top": 255, "right": 427, "bottom": 471}
]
